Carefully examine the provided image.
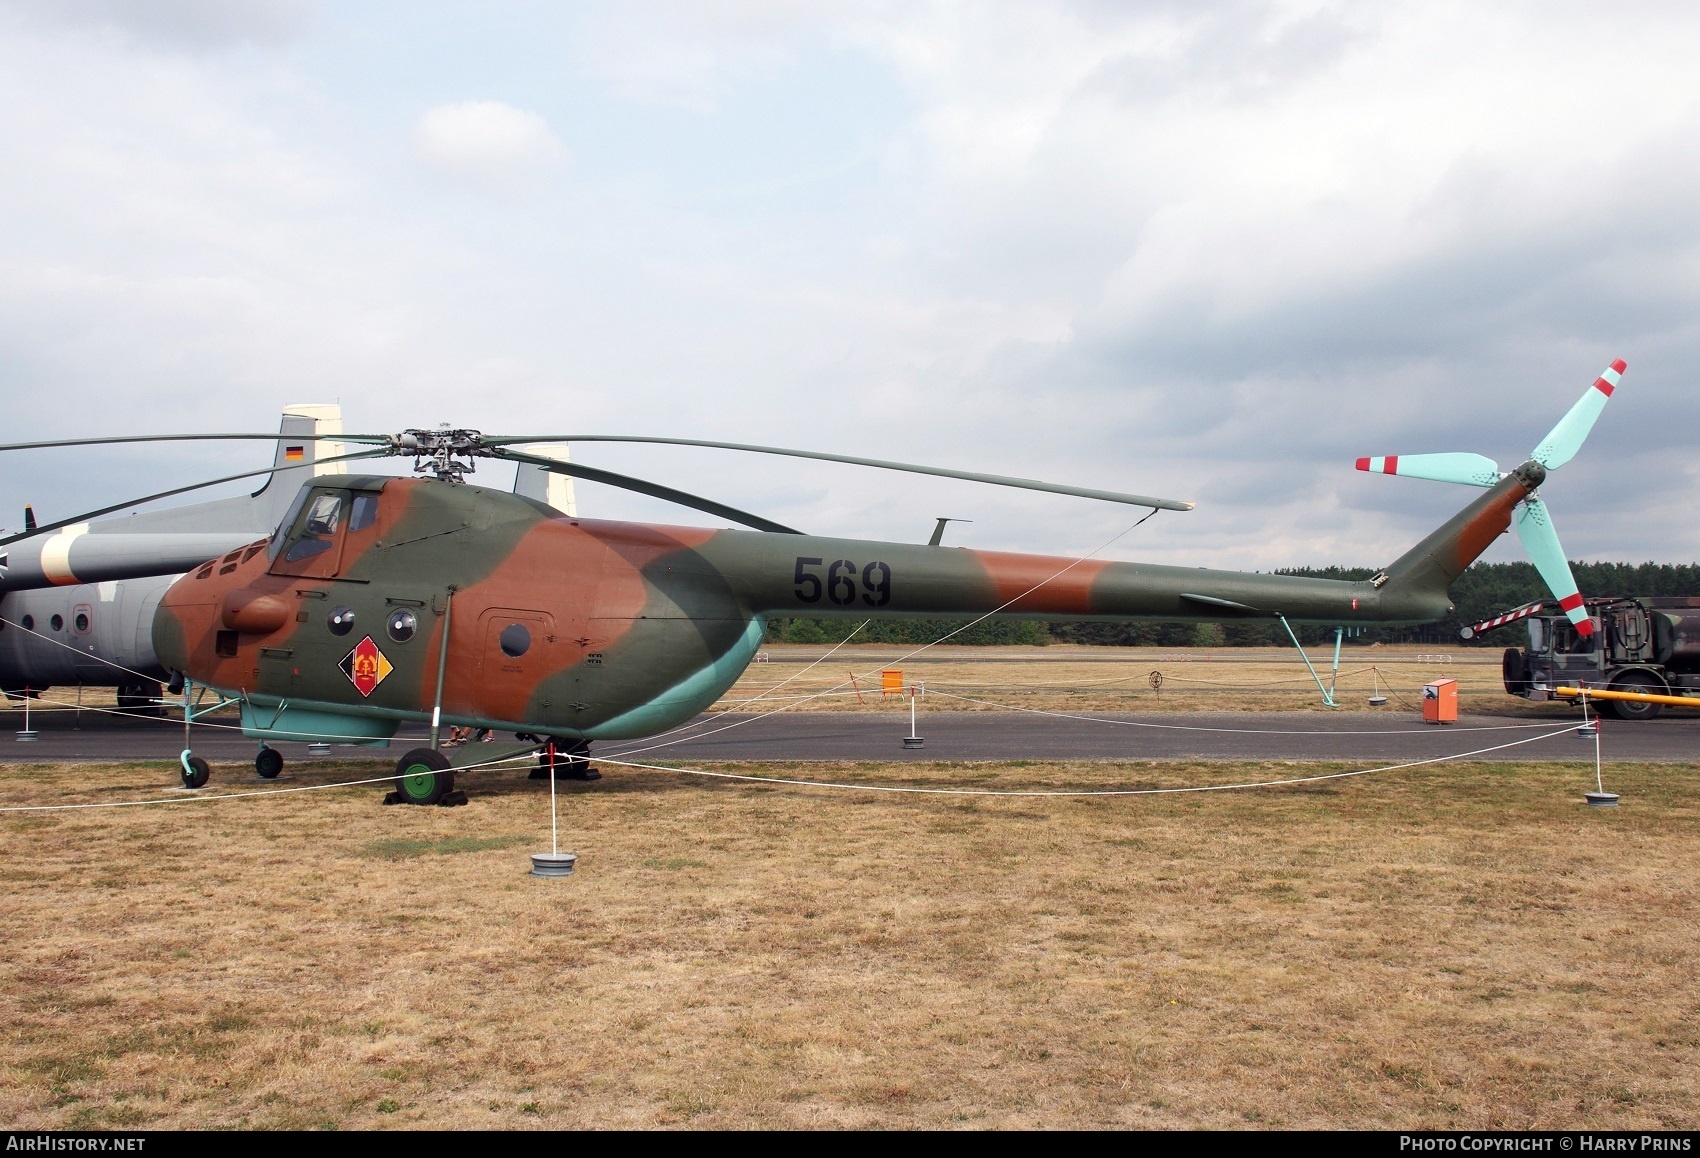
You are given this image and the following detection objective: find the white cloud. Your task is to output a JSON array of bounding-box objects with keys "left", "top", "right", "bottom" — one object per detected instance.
[
  {"left": 3, "top": 3, "right": 1700, "bottom": 573},
  {"left": 412, "top": 101, "right": 564, "bottom": 188}
]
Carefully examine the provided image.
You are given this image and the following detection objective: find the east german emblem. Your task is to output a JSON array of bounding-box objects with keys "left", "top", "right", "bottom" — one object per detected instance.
[{"left": 340, "top": 635, "right": 393, "bottom": 698}]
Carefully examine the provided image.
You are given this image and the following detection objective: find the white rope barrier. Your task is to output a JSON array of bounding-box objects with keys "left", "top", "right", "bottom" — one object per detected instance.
[{"left": 593, "top": 722, "right": 1585, "bottom": 797}]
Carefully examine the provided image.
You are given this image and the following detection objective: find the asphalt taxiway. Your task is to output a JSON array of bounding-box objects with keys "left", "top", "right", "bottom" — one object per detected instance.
[{"left": 0, "top": 705, "right": 1691, "bottom": 768}]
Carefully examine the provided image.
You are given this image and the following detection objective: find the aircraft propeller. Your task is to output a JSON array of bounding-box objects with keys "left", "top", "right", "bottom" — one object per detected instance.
[{"left": 1354, "top": 359, "right": 1625, "bottom": 636}]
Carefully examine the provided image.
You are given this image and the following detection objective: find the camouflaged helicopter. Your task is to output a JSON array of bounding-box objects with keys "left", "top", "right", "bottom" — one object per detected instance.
[{"left": 0, "top": 360, "right": 1625, "bottom": 804}]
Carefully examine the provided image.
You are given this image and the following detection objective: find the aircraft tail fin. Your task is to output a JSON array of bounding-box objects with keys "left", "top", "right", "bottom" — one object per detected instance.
[
  {"left": 250, "top": 404, "right": 347, "bottom": 530},
  {"left": 511, "top": 443, "right": 578, "bottom": 516}
]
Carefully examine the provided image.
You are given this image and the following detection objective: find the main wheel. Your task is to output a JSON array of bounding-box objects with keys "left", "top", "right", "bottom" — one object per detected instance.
[
  {"left": 255, "top": 748, "right": 284, "bottom": 779},
  {"left": 180, "top": 754, "right": 211, "bottom": 789},
  {"left": 394, "top": 748, "right": 454, "bottom": 805},
  {"left": 1607, "top": 672, "right": 1664, "bottom": 721},
  {"left": 1501, "top": 648, "right": 1529, "bottom": 695}
]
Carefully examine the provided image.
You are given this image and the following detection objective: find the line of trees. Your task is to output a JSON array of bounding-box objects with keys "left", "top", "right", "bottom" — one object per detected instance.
[{"left": 763, "top": 561, "right": 1700, "bottom": 648}]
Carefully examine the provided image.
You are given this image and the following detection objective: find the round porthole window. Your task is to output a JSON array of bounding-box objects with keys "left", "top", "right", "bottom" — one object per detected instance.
[
  {"left": 74, "top": 612, "right": 90, "bottom": 632},
  {"left": 21, "top": 615, "right": 34, "bottom": 631},
  {"left": 49, "top": 614, "right": 63, "bottom": 632},
  {"left": 328, "top": 606, "right": 356, "bottom": 636},
  {"left": 386, "top": 608, "right": 418, "bottom": 642},
  {"left": 499, "top": 623, "right": 531, "bottom": 657}
]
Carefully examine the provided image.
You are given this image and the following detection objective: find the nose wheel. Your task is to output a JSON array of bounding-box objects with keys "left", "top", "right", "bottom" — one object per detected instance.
[{"left": 179, "top": 752, "right": 211, "bottom": 789}]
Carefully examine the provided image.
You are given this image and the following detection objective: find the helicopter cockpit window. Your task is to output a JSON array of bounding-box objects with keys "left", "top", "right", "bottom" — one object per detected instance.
[
  {"left": 269, "top": 487, "right": 311, "bottom": 561},
  {"left": 285, "top": 494, "right": 343, "bottom": 562},
  {"left": 270, "top": 489, "right": 352, "bottom": 579},
  {"left": 350, "top": 493, "right": 379, "bottom": 532}
]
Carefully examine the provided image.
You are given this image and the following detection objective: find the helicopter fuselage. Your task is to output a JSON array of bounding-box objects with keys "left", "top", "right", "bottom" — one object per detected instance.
[{"left": 152, "top": 472, "right": 1509, "bottom": 743}]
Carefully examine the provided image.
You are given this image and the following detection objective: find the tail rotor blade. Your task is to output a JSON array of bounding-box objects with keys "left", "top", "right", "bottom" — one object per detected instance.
[
  {"left": 1354, "top": 452, "right": 1501, "bottom": 487},
  {"left": 1513, "top": 498, "right": 1592, "bottom": 637},
  {"left": 1531, "top": 359, "right": 1625, "bottom": 470}
]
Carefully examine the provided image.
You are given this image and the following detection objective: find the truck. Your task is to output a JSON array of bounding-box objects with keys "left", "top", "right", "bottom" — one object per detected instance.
[{"left": 1480, "top": 596, "right": 1700, "bottom": 719}]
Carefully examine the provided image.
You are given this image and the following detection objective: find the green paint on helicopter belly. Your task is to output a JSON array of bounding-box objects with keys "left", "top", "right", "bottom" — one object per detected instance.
[
  {"left": 584, "top": 615, "right": 765, "bottom": 741},
  {"left": 238, "top": 699, "right": 398, "bottom": 745}
]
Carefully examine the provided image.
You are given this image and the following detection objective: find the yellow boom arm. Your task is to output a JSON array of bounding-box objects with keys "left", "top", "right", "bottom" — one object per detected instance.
[{"left": 1555, "top": 686, "right": 1700, "bottom": 709}]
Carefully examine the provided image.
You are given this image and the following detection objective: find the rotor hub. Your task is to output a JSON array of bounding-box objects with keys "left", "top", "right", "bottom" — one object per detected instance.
[
  {"left": 391, "top": 427, "right": 490, "bottom": 482},
  {"left": 1512, "top": 459, "right": 1547, "bottom": 492}
]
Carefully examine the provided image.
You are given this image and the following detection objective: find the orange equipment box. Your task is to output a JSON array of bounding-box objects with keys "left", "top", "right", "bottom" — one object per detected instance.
[
  {"left": 1422, "top": 678, "right": 1458, "bottom": 724},
  {"left": 881, "top": 670, "right": 903, "bottom": 698}
]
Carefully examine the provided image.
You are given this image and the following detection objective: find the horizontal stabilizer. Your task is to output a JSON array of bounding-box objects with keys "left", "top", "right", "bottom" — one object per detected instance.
[
  {"left": 1354, "top": 452, "right": 1501, "bottom": 487},
  {"left": 1178, "top": 592, "right": 1260, "bottom": 615}
]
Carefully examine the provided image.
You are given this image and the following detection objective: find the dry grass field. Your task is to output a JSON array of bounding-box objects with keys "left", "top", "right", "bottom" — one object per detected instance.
[
  {"left": 711, "top": 645, "right": 1557, "bottom": 716},
  {"left": 1, "top": 753, "right": 1695, "bottom": 1130}
]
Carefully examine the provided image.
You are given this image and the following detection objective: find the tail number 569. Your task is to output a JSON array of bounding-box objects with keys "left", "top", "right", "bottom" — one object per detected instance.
[{"left": 793, "top": 557, "right": 892, "bottom": 607}]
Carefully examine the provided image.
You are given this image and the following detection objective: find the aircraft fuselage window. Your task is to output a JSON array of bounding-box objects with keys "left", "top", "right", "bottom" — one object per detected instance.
[{"left": 49, "top": 614, "right": 63, "bottom": 632}]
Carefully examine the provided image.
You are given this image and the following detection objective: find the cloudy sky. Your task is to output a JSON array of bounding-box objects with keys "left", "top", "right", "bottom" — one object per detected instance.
[{"left": 2, "top": 1, "right": 1696, "bottom": 571}]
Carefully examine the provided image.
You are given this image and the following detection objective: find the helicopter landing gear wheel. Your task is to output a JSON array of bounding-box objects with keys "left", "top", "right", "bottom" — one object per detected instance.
[
  {"left": 179, "top": 754, "right": 210, "bottom": 790},
  {"left": 255, "top": 747, "right": 284, "bottom": 779},
  {"left": 392, "top": 748, "right": 454, "bottom": 805}
]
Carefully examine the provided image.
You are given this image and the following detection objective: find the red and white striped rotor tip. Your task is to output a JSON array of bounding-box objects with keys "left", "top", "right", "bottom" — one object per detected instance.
[
  {"left": 1593, "top": 359, "right": 1627, "bottom": 397},
  {"left": 1355, "top": 456, "right": 1395, "bottom": 474},
  {"left": 1558, "top": 592, "right": 1595, "bottom": 636}
]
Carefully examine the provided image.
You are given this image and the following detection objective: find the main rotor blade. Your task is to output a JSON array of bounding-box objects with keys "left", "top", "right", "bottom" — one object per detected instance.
[
  {"left": 0, "top": 448, "right": 392, "bottom": 548},
  {"left": 492, "top": 448, "right": 802, "bottom": 535},
  {"left": 1513, "top": 498, "right": 1592, "bottom": 637},
  {"left": 1531, "top": 359, "right": 1625, "bottom": 471},
  {"left": 0, "top": 432, "right": 393, "bottom": 453},
  {"left": 483, "top": 436, "right": 1195, "bottom": 512},
  {"left": 1355, "top": 452, "right": 1501, "bottom": 487}
]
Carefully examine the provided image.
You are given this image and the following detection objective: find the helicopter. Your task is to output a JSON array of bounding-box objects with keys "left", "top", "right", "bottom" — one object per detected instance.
[{"left": 0, "top": 360, "right": 1625, "bottom": 804}]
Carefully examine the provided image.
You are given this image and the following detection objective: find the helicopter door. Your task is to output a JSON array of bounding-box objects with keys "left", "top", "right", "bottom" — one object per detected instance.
[
  {"left": 269, "top": 490, "right": 348, "bottom": 579},
  {"left": 475, "top": 609, "right": 558, "bottom": 723}
]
